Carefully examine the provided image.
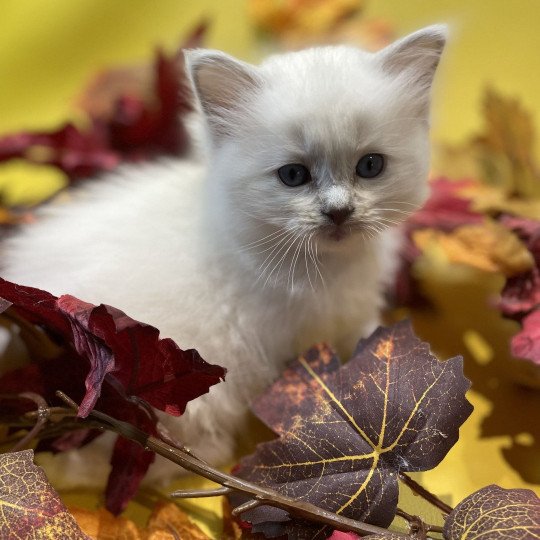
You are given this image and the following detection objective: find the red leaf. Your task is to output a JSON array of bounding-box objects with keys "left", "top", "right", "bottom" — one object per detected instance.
[
  {"left": 0, "top": 123, "right": 120, "bottom": 180},
  {"left": 498, "top": 215, "right": 540, "bottom": 317},
  {"left": 0, "top": 24, "right": 207, "bottom": 181},
  {"left": 56, "top": 294, "right": 224, "bottom": 418},
  {"left": 0, "top": 450, "right": 90, "bottom": 539},
  {"left": 511, "top": 309, "right": 540, "bottom": 365},
  {"left": 104, "top": 403, "right": 158, "bottom": 515},
  {"left": 407, "top": 178, "right": 484, "bottom": 232},
  {"left": 0, "top": 278, "right": 225, "bottom": 513}
]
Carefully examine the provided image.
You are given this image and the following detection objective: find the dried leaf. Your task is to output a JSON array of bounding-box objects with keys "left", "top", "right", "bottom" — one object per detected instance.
[
  {"left": 0, "top": 450, "right": 90, "bottom": 539},
  {"left": 408, "top": 178, "right": 484, "bottom": 232},
  {"left": 69, "top": 507, "right": 141, "bottom": 539},
  {"left": 476, "top": 88, "right": 540, "bottom": 198},
  {"left": 70, "top": 502, "right": 210, "bottom": 540},
  {"left": 412, "top": 222, "right": 534, "bottom": 277},
  {"left": 0, "top": 25, "right": 206, "bottom": 185},
  {"left": 234, "top": 321, "right": 472, "bottom": 538},
  {"left": 144, "top": 502, "right": 211, "bottom": 540},
  {"left": 511, "top": 309, "right": 540, "bottom": 366},
  {"left": 498, "top": 216, "right": 540, "bottom": 317},
  {"left": 444, "top": 484, "right": 540, "bottom": 539},
  {"left": 0, "top": 278, "right": 225, "bottom": 513},
  {"left": 248, "top": 0, "right": 363, "bottom": 41}
]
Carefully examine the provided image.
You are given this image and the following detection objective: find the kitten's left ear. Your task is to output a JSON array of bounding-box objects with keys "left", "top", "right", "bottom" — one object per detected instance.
[
  {"left": 378, "top": 24, "right": 447, "bottom": 96},
  {"left": 184, "top": 49, "right": 262, "bottom": 137}
]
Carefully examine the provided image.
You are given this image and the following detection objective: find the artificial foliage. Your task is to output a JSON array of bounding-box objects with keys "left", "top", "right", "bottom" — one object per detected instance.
[{"left": 0, "top": 18, "right": 539, "bottom": 540}]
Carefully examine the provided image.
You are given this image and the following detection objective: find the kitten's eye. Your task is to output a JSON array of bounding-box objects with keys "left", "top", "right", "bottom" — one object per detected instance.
[
  {"left": 277, "top": 164, "right": 311, "bottom": 187},
  {"left": 355, "top": 153, "right": 385, "bottom": 179}
]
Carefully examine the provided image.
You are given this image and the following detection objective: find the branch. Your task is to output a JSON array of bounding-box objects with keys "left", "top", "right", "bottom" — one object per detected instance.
[
  {"left": 396, "top": 508, "right": 444, "bottom": 536},
  {"left": 55, "top": 391, "right": 410, "bottom": 538},
  {"left": 399, "top": 472, "right": 453, "bottom": 516}
]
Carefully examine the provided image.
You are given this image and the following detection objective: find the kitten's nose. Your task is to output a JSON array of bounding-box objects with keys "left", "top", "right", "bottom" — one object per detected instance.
[{"left": 322, "top": 207, "right": 354, "bottom": 226}]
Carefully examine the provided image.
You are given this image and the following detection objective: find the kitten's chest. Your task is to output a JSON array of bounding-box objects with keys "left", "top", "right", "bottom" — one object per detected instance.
[{"left": 249, "top": 262, "right": 382, "bottom": 364}]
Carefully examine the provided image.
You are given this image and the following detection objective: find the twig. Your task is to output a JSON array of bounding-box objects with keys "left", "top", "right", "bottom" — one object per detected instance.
[
  {"left": 1, "top": 393, "right": 50, "bottom": 452},
  {"left": 399, "top": 472, "right": 453, "bottom": 516},
  {"left": 171, "top": 487, "right": 231, "bottom": 498},
  {"left": 55, "top": 391, "right": 410, "bottom": 538},
  {"left": 231, "top": 499, "right": 263, "bottom": 516},
  {"left": 396, "top": 508, "right": 444, "bottom": 536}
]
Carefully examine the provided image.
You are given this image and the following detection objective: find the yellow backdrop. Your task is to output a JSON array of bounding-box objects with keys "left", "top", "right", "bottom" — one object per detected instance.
[{"left": 1, "top": 1, "right": 539, "bottom": 536}]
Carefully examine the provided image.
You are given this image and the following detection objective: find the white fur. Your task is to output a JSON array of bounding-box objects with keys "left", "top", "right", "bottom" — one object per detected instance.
[{"left": 1, "top": 26, "right": 446, "bottom": 487}]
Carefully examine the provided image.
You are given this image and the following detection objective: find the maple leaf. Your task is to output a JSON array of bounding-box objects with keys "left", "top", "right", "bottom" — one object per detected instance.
[
  {"left": 233, "top": 321, "right": 472, "bottom": 538},
  {"left": 412, "top": 222, "right": 534, "bottom": 277},
  {"left": 498, "top": 216, "right": 540, "bottom": 318},
  {"left": 394, "top": 178, "right": 485, "bottom": 308},
  {"left": 407, "top": 178, "right": 484, "bottom": 233},
  {"left": 0, "top": 24, "right": 206, "bottom": 184},
  {"left": 476, "top": 88, "right": 540, "bottom": 198},
  {"left": 70, "top": 502, "right": 210, "bottom": 539},
  {"left": 443, "top": 484, "right": 540, "bottom": 539},
  {"left": 0, "top": 278, "right": 225, "bottom": 513},
  {"left": 0, "top": 450, "right": 90, "bottom": 539},
  {"left": 510, "top": 309, "right": 540, "bottom": 366}
]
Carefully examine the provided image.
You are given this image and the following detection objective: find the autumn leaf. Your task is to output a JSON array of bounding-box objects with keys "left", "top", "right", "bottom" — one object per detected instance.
[
  {"left": 443, "top": 484, "right": 540, "bottom": 539},
  {"left": 407, "top": 178, "right": 484, "bottom": 232},
  {"left": 0, "top": 278, "right": 225, "bottom": 513},
  {"left": 0, "top": 24, "right": 205, "bottom": 184},
  {"left": 510, "top": 309, "right": 540, "bottom": 366},
  {"left": 233, "top": 321, "right": 472, "bottom": 538},
  {"left": 248, "top": 0, "right": 363, "bottom": 41},
  {"left": 70, "top": 502, "right": 210, "bottom": 540},
  {"left": 476, "top": 88, "right": 540, "bottom": 198},
  {"left": 498, "top": 216, "right": 540, "bottom": 318},
  {"left": 0, "top": 450, "right": 90, "bottom": 539},
  {"left": 412, "top": 222, "right": 534, "bottom": 277}
]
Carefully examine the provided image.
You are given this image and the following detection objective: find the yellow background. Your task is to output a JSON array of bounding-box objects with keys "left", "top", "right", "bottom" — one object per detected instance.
[
  {"left": 2, "top": 0, "right": 540, "bottom": 145},
  {"left": 1, "top": 0, "right": 539, "bottom": 536}
]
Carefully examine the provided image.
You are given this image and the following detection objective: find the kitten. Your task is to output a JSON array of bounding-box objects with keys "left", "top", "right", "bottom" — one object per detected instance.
[{"left": 2, "top": 25, "right": 446, "bottom": 487}]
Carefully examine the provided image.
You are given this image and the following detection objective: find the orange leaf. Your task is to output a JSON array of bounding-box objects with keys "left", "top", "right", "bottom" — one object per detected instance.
[
  {"left": 70, "top": 503, "right": 211, "bottom": 540},
  {"left": 143, "top": 502, "right": 210, "bottom": 540},
  {"left": 413, "top": 222, "right": 534, "bottom": 277}
]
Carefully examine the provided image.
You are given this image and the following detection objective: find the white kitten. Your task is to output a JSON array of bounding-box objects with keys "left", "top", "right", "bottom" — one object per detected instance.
[{"left": 2, "top": 26, "right": 446, "bottom": 487}]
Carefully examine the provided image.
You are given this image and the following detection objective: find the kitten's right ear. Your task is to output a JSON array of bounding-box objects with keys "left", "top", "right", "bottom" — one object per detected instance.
[
  {"left": 377, "top": 24, "right": 448, "bottom": 104},
  {"left": 184, "top": 49, "right": 262, "bottom": 136}
]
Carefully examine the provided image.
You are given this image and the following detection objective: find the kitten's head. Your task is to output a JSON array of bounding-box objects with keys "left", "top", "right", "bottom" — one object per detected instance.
[{"left": 185, "top": 26, "right": 447, "bottom": 290}]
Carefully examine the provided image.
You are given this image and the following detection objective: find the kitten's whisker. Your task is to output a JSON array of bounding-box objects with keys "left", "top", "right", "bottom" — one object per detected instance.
[
  {"left": 313, "top": 237, "right": 326, "bottom": 290},
  {"left": 239, "top": 229, "right": 287, "bottom": 250},
  {"left": 376, "top": 208, "right": 415, "bottom": 215},
  {"left": 375, "top": 217, "right": 404, "bottom": 226},
  {"left": 257, "top": 231, "right": 295, "bottom": 277},
  {"left": 304, "top": 235, "right": 314, "bottom": 291},
  {"left": 240, "top": 229, "right": 290, "bottom": 253},
  {"left": 288, "top": 234, "right": 306, "bottom": 292},
  {"left": 268, "top": 232, "right": 303, "bottom": 289},
  {"left": 262, "top": 230, "right": 303, "bottom": 289}
]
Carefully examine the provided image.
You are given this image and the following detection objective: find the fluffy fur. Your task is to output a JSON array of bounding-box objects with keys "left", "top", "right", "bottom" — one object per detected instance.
[{"left": 2, "top": 25, "right": 446, "bottom": 486}]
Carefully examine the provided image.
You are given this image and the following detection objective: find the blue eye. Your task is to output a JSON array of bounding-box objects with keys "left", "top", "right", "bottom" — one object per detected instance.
[
  {"left": 356, "top": 153, "right": 385, "bottom": 179},
  {"left": 278, "top": 164, "right": 311, "bottom": 187}
]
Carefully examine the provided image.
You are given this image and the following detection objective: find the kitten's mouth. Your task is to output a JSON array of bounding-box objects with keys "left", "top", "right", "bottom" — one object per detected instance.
[
  {"left": 320, "top": 225, "right": 350, "bottom": 242},
  {"left": 328, "top": 227, "right": 348, "bottom": 241}
]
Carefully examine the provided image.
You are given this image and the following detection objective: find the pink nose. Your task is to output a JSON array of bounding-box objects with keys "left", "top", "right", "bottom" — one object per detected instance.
[{"left": 322, "top": 207, "right": 354, "bottom": 225}]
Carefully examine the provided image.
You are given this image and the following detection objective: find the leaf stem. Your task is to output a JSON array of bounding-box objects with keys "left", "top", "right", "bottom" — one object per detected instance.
[
  {"left": 399, "top": 472, "right": 453, "bottom": 515},
  {"left": 171, "top": 487, "right": 232, "bottom": 498},
  {"left": 53, "top": 392, "right": 409, "bottom": 538},
  {"left": 396, "top": 508, "right": 444, "bottom": 535}
]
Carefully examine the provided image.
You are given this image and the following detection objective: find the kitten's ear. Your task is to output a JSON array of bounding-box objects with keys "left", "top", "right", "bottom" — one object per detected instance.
[
  {"left": 378, "top": 24, "right": 447, "bottom": 97},
  {"left": 184, "top": 49, "right": 262, "bottom": 136}
]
